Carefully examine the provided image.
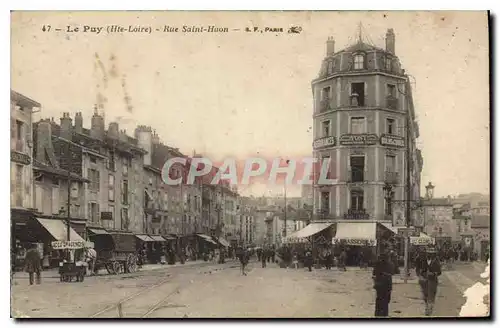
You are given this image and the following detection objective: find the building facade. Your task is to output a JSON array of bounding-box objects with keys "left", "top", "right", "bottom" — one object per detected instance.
[
  {"left": 421, "top": 197, "right": 455, "bottom": 245},
  {"left": 11, "top": 91, "right": 40, "bottom": 212},
  {"left": 311, "top": 29, "right": 422, "bottom": 227}
]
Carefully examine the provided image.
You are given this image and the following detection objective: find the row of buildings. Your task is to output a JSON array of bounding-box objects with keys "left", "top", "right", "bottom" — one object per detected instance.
[{"left": 10, "top": 90, "right": 255, "bottom": 255}]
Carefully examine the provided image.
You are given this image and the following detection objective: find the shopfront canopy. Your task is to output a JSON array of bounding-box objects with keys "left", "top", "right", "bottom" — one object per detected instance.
[
  {"left": 215, "top": 236, "right": 231, "bottom": 247},
  {"left": 149, "top": 235, "right": 166, "bottom": 242},
  {"left": 294, "top": 223, "right": 333, "bottom": 238},
  {"left": 333, "top": 222, "right": 377, "bottom": 246},
  {"left": 36, "top": 218, "right": 85, "bottom": 242},
  {"left": 410, "top": 233, "right": 435, "bottom": 246},
  {"left": 135, "top": 234, "right": 155, "bottom": 242},
  {"left": 197, "top": 234, "right": 217, "bottom": 245},
  {"left": 88, "top": 228, "right": 110, "bottom": 235},
  {"left": 379, "top": 222, "right": 399, "bottom": 234}
]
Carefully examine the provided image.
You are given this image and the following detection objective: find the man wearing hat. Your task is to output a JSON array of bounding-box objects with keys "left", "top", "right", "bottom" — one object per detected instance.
[{"left": 415, "top": 246, "right": 442, "bottom": 316}]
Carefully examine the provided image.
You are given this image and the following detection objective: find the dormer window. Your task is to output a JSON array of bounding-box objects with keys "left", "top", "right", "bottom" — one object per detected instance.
[
  {"left": 353, "top": 54, "right": 365, "bottom": 70},
  {"left": 385, "top": 56, "right": 392, "bottom": 72},
  {"left": 327, "top": 60, "right": 335, "bottom": 75}
]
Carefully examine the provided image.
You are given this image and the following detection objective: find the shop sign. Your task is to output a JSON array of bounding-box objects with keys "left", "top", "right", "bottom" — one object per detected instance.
[
  {"left": 11, "top": 151, "right": 31, "bottom": 165},
  {"left": 313, "top": 136, "right": 336, "bottom": 149},
  {"left": 380, "top": 134, "right": 405, "bottom": 148},
  {"left": 343, "top": 209, "right": 369, "bottom": 220},
  {"left": 410, "top": 237, "right": 434, "bottom": 246},
  {"left": 101, "top": 211, "right": 113, "bottom": 221},
  {"left": 339, "top": 134, "right": 378, "bottom": 146},
  {"left": 51, "top": 240, "right": 90, "bottom": 249},
  {"left": 334, "top": 238, "right": 376, "bottom": 246}
]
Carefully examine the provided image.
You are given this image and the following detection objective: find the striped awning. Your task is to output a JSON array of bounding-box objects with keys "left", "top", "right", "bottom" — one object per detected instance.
[
  {"left": 197, "top": 234, "right": 217, "bottom": 245},
  {"left": 149, "top": 235, "right": 166, "bottom": 242},
  {"left": 36, "top": 218, "right": 84, "bottom": 242},
  {"left": 88, "top": 228, "right": 109, "bottom": 235}
]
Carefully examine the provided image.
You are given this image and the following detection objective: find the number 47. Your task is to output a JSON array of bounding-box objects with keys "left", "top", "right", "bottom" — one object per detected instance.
[{"left": 42, "top": 25, "right": 51, "bottom": 32}]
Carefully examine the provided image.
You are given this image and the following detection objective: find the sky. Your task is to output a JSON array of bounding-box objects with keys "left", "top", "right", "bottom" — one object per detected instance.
[{"left": 11, "top": 11, "right": 490, "bottom": 198}]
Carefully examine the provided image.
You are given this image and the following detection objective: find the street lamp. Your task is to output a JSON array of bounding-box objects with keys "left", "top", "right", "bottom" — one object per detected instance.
[{"left": 425, "top": 182, "right": 435, "bottom": 200}]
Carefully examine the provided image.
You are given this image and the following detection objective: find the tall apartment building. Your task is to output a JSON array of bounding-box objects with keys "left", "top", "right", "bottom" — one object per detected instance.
[
  {"left": 311, "top": 29, "right": 422, "bottom": 227},
  {"left": 11, "top": 91, "right": 41, "bottom": 246}
]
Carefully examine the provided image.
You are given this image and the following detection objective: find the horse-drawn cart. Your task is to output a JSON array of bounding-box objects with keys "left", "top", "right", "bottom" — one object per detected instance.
[
  {"left": 52, "top": 240, "right": 94, "bottom": 283},
  {"left": 89, "top": 231, "right": 138, "bottom": 275}
]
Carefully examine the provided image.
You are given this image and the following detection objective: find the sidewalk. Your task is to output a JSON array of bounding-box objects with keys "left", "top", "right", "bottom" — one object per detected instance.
[{"left": 12, "top": 259, "right": 213, "bottom": 280}]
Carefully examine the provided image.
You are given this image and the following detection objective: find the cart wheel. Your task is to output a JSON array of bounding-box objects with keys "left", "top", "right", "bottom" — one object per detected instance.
[
  {"left": 111, "top": 261, "right": 120, "bottom": 275},
  {"left": 105, "top": 264, "right": 114, "bottom": 275}
]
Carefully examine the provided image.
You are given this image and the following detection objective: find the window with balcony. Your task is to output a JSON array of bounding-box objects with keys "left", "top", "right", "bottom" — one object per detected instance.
[
  {"left": 322, "top": 120, "right": 330, "bottom": 137},
  {"left": 386, "top": 118, "right": 395, "bottom": 135},
  {"left": 108, "top": 174, "right": 115, "bottom": 201},
  {"left": 350, "top": 189, "right": 364, "bottom": 211},
  {"left": 88, "top": 202, "right": 99, "bottom": 222},
  {"left": 350, "top": 117, "right": 366, "bottom": 134},
  {"left": 320, "top": 192, "right": 330, "bottom": 213},
  {"left": 123, "top": 157, "right": 130, "bottom": 175},
  {"left": 349, "top": 156, "right": 365, "bottom": 182},
  {"left": 350, "top": 82, "right": 365, "bottom": 107},
  {"left": 121, "top": 208, "right": 129, "bottom": 230},
  {"left": 353, "top": 54, "right": 365, "bottom": 70},
  {"left": 87, "top": 168, "right": 100, "bottom": 191},
  {"left": 14, "top": 164, "right": 23, "bottom": 207},
  {"left": 121, "top": 180, "right": 129, "bottom": 204}
]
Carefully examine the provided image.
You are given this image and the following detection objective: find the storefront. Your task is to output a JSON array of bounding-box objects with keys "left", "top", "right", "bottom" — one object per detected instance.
[{"left": 332, "top": 221, "right": 396, "bottom": 266}]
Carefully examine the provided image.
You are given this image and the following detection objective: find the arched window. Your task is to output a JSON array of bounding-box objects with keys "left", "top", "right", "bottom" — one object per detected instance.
[{"left": 353, "top": 54, "right": 365, "bottom": 70}]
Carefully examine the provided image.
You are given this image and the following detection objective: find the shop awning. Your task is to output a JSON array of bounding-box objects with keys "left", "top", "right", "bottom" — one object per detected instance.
[
  {"left": 333, "top": 222, "right": 377, "bottom": 246},
  {"left": 197, "top": 234, "right": 217, "bottom": 245},
  {"left": 88, "top": 228, "right": 110, "bottom": 235},
  {"left": 294, "top": 223, "right": 333, "bottom": 238},
  {"left": 135, "top": 234, "right": 155, "bottom": 242},
  {"left": 215, "top": 237, "right": 231, "bottom": 247},
  {"left": 379, "top": 222, "right": 399, "bottom": 234},
  {"left": 162, "top": 235, "right": 177, "bottom": 240},
  {"left": 410, "top": 233, "right": 435, "bottom": 246},
  {"left": 36, "top": 218, "right": 85, "bottom": 242},
  {"left": 149, "top": 235, "right": 166, "bottom": 242}
]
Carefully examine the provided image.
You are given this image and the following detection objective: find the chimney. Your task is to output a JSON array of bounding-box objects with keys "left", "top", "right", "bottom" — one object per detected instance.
[
  {"left": 60, "top": 112, "right": 73, "bottom": 141},
  {"left": 385, "top": 28, "right": 395, "bottom": 54},
  {"left": 135, "top": 125, "right": 152, "bottom": 166},
  {"left": 74, "top": 112, "right": 83, "bottom": 134},
  {"left": 90, "top": 107, "right": 105, "bottom": 140},
  {"left": 152, "top": 130, "right": 160, "bottom": 145},
  {"left": 326, "top": 37, "right": 335, "bottom": 56},
  {"left": 35, "top": 119, "right": 58, "bottom": 166},
  {"left": 108, "top": 122, "right": 119, "bottom": 139}
]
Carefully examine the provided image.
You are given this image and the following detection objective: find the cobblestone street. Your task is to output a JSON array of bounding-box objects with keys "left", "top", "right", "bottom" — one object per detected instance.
[{"left": 11, "top": 260, "right": 485, "bottom": 318}]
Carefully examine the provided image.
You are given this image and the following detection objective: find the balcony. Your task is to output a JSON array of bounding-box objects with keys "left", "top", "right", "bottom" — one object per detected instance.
[
  {"left": 319, "top": 98, "right": 331, "bottom": 112},
  {"left": 386, "top": 96, "right": 398, "bottom": 110},
  {"left": 15, "top": 140, "right": 24, "bottom": 153},
  {"left": 384, "top": 171, "right": 399, "bottom": 185},
  {"left": 347, "top": 169, "right": 365, "bottom": 184},
  {"left": 349, "top": 95, "right": 365, "bottom": 108}
]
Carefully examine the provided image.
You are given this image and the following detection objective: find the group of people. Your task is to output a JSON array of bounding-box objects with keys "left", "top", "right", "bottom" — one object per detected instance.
[{"left": 373, "top": 246, "right": 442, "bottom": 317}]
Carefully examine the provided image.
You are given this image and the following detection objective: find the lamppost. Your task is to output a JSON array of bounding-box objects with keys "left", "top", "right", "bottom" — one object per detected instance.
[{"left": 425, "top": 182, "right": 435, "bottom": 200}]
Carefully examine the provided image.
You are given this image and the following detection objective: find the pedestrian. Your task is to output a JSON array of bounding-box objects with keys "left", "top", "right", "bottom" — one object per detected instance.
[
  {"left": 325, "top": 250, "right": 333, "bottom": 270},
  {"left": 240, "top": 248, "right": 249, "bottom": 276},
  {"left": 372, "top": 249, "right": 394, "bottom": 317},
  {"left": 271, "top": 248, "right": 276, "bottom": 264},
  {"left": 257, "top": 248, "right": 261, "bottom": 262},
  {"left": 338, "top": 249, "right": 347, "bottom": 271},
  {"left": 261, "top": 248, "right": 267, "bottom": 268},
  {"left": 415, "top": 247, "right": 442, "bottom": 316},
  {"left": 292, "top": 252, "right": 299, "bottom": 269},
  {"left": 305, "top": 250, "right": 313, "bottom": 272},
  {"left": 24, "top": 243, "right": 42, "bottom": 285}
]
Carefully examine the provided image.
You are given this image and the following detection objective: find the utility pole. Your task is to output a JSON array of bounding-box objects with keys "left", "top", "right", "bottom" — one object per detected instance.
[{"left": 404, "top": 93, "right": 412, "bottom": 284}]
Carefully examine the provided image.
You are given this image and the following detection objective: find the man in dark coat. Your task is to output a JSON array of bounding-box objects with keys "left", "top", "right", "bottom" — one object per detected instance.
[
  {"left": 239, "top": 248, "right": 249, "bottom": 276},
  {"left": 304, "top": 249, "right": 313, "bottom": 272},
  {"left": 24, "top": 243, "right": 42, "bottom": 285},
  {"left": 372, "top": 250, "right": 394, "bottom": 317},
  {"left": 338, "top": 249, "right": 347, "bottom": 271},
  {"left": 415, "top": 247, "right": 442, "bottom": 316},
  {"left": 261, "top": 248, "right": 267, "bottom": 268}
]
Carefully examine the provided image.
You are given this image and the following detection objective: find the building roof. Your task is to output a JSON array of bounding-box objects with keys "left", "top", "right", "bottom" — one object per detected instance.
[
  {"left": 11, "top": 90, "right": 41, "bottom": 108},
  {"left": 338, "top": 41, "right": 386, "bottom": 54},
  {"left": 471, "top": 214, "right": 490, "bottom": 228},
  {"left": 33, "top": 163, "right": 89, "bottom": 183},
  {"left": 421, "top": 198, "right": 452, "bottom": 207}
]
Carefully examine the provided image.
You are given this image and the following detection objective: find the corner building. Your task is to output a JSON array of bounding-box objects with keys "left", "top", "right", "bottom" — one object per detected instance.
[{"left": 312, "top": 29, "right": 422, "bottom": 228}]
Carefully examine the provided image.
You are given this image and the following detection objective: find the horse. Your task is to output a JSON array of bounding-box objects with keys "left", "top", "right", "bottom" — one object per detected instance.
[{"left": 84, "top": 248, "right": 97, "bottom": 275}]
